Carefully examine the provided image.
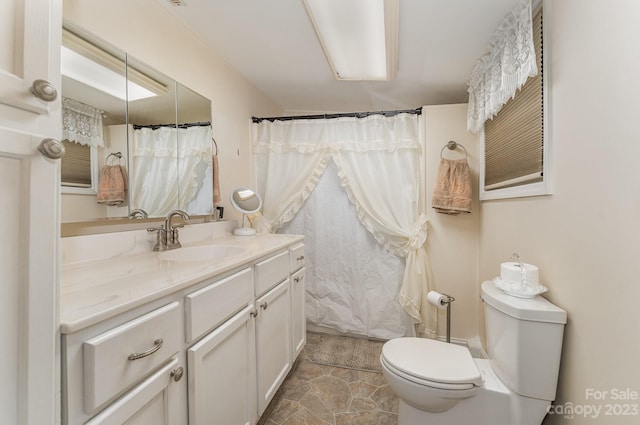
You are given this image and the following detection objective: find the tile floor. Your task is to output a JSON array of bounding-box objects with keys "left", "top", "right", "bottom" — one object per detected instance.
[{"left": 258, "top": 332, "right": 399, "bottom": 425}]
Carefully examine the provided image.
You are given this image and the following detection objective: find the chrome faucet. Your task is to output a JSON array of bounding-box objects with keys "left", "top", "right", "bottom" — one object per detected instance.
[
  {"left": 128, "top": 208, "right": 148, "bottom": 219},
  {"left": 147, "top": 209, "right": 190, "bottom": 251},
  {"left": 165, "top": 210, "right": 190, "bottom": 249}
]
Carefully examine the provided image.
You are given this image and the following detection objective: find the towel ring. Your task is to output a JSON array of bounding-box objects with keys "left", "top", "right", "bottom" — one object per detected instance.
[
  {"left": 106, "top": 152, "right": 123, "bottom": 165},
  {"left": 440, "top": 141, "right": 468, "bottom": 160},
  {"left": 212, "top": 137, "right": 218, "bottom": 155}
]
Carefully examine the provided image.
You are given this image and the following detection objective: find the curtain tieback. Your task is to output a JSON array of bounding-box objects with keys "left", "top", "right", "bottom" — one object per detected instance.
[{"left": 408, "top": 214, "right": 429, "bottom": 250}]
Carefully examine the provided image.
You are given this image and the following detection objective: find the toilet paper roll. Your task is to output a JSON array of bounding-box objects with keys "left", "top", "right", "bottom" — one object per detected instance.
[
  {"left": 427, "top": 291, "right": 448, "bottom": 310},
  {"left": 500, "top": 262, "right": 539, "bottom": 285}
]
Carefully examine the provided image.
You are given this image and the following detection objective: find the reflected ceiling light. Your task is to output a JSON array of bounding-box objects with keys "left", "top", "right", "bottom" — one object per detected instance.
[
  {"left": 303, "top": 0, "right": 398, "bottom": 81},
  {"left": 61, "top": 29, "right": 167, "bottom": 102}
]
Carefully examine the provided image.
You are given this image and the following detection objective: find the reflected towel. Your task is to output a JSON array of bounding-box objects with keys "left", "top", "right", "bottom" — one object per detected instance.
[
  {"left": 213, "top": 154, "right": 221, "bottom": 205},
  {"left": 97, "top": 165, "right": 128, "bottom": 205},
  {"left": 432, "top": 158, "right": 472, "bottom": 214}
]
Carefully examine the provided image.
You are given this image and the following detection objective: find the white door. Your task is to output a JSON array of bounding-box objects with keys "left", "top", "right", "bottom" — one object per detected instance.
[
  {"left": 0, "top": 0, "right": 59, "bottom": 115},
  {"left": 0, "top": 1, "right": 62, "bottom": 424},
  {"left": 0, "top": 129, "right": 60, "bottom": 425},
  {"left": 188, "top": 306, "right": 256, "bottom": 425},
  {"left": 255, "top": 279, "right": 291, "bottom": 416}
]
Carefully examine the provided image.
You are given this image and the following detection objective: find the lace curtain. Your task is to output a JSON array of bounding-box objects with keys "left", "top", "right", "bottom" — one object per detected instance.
[
  {"left": 62, "top": 97, "right": 104, "bottom": 147},
  {"left": 253, "top": 113, "right": 437, "bottom": 336},
  {"left": 467, "top": 0, "right": 538, "bottom": 133},
  {"left": 130, "top": 125, "right": 212, "bottom": 216}
]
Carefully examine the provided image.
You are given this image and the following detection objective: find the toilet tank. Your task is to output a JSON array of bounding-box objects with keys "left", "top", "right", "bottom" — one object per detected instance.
[{"left": 481, "top": 281, "right": 566, "bottom": 401}]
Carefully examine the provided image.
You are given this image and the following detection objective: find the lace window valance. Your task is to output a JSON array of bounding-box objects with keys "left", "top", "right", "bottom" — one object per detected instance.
[
  {"left": 467, "top": 0, "right": 538, "bottom": 133},
  {"left": 62, "top": 97, "right": 104, "bottom": 147}
]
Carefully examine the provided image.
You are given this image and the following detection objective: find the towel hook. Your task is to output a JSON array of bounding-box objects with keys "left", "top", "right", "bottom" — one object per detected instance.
[
  {"left": 106, "top": 152, "right": 123, "bottom": 165},
  {"left": 440, "top": 141, "right": 468, "bottom": 160}
]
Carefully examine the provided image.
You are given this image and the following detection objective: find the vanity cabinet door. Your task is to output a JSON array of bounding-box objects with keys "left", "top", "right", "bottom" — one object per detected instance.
[
  {"left": 291, "top": 268, "right": 307, "bottom": 358},
  {"left": 255, "top": 279, "right": 292, "bottom": 416},
  {"left": 188, "top": 305, "right": 257, "bottom": 425},
  {"left": 84, "top": 358, "right": 183, "bottom": 425}
]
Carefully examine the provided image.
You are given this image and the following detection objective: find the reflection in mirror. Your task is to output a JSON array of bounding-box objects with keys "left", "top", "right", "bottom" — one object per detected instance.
[
  {"left": 230, "top": 188, "right": 262, "bottom": 236},
  {"left": 60, "top": 25, "right": 214, "bottom": 225},
  {"left": 60, "top": 28, "right": 127, "bottom": 200}
]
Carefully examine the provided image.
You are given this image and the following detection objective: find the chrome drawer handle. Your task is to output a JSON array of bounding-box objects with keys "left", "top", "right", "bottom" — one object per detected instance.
[
  {"left": 297, "top": 255, "right": 305, "bottom": 261},
  {"left": 128, "top": 338, "right": 163, "bottom": 361},
  {"left": 260, "top": 301, "right": 268, "bottom": 310},
  {"left": 294, "top": 276, "right": 301, "bottom": 283}
]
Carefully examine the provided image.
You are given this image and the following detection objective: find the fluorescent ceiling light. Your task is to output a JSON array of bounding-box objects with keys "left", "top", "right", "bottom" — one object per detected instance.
[
  {"left": 303, "top": 0, "right": 398, "bottom": 81},
  {"left": 61, "top": 29, "right": 167, "bottom": 102}
]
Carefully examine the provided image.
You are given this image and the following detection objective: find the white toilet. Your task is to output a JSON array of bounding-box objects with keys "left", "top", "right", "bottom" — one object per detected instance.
[{"left": 381, "top": 281, "right": 566, "bottom": 425}]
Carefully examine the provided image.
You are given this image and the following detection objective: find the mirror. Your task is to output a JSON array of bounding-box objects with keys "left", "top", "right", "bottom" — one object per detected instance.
[
  {"left": 230, "top": 188, "right": 262, "bottom": 236},
  {"left": 60, "top": 26, "right": 213, "bottom": 223}
]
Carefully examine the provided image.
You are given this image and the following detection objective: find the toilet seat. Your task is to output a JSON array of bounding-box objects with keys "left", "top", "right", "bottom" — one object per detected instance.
[{"left": 381, "top": 338, "right": 483, "bottom": 390}]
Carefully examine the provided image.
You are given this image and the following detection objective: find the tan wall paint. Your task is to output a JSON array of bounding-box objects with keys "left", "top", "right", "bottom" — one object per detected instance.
[
  {"left": 62, "top": 0, "right": 282, "bottom": 224},
  {"left": 423, "top": 104, "right": 480, "bottom": 340},
  {"left": 480, "top": 1, "right": 640, "bottom": 423}
]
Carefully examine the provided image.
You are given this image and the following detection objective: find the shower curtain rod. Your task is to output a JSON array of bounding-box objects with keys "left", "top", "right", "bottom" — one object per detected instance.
[
  {"left": 132, "top": 121, "right": 211, "bottom": 130},
  {"left": 252, "top": 107, "right": 422, "bottom": 123}
]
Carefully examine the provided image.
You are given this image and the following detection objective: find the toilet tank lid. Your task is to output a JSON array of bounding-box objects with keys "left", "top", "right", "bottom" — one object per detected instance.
[{"left": 481, "top": 281, "right": 567, "bottom": 324}]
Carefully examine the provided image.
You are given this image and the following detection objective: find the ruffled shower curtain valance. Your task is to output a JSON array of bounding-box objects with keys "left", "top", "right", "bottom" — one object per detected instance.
[
  {"left": 62, "top": 97, "right": 104, "bottom": 147},
  {"left": 467, "top": 0, "right": 538, "bottom": 133},
  {"left": 252, "top": 113, "right": 436, "bottom": 335}
]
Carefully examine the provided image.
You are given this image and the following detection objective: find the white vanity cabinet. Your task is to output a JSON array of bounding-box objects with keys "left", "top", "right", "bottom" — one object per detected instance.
[
  {"left": 61, "top": 236, "right": 305, "bottom": 425},
  {"left": 255, "top": 279, "right": 292, "bottom": 415},
  {"left": 188, "top": 306, "right": 256, "bottom": 425},
  {"left": 62, "top": 302, "right": 187, "bottom": 425},
  {"left": 84, "top": 358, "right": 182, "bottom": 425},
  {"left": 289, "top": 243, "right": 306, "bottom": 359},
  {"left": 185, "top": 268, "right": 256, "bottom": 425}
]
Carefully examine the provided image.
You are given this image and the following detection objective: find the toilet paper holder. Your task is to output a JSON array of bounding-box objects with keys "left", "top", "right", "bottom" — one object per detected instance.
[{"left": 441, "top": 294, "right": 455, "bottom": 344}]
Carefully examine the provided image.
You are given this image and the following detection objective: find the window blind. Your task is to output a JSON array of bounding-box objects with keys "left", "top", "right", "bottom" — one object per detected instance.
[
  {"left": 61, "top": 140, "right": 92, "bottom": 187},
  {"left": 484, "top": 6, "right": 543, "bottom": 190}
]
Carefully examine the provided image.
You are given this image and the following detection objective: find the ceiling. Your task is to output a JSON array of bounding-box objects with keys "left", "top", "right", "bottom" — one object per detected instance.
[{"left": 159, "top": 0, "right": 517, "bottom": 113}]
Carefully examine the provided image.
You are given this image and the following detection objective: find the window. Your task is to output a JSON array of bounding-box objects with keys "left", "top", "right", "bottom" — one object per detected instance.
[
  {"left": 480, "top": 5, "right": 549, "bottom": 200},
  {"left": 60, "top": 140, "right": 99, "bottom": 194}
]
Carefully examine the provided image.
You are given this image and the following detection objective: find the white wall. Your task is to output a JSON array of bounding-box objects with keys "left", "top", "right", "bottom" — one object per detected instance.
[
  {"left": 423, "top": 104, "right": 480, "bottom": 340},
  {"left": 479, "top": 1, "right": 640, "bottom": 423},
  {"left": 62, "top": 0, "right": 282, "bottom": 225}
]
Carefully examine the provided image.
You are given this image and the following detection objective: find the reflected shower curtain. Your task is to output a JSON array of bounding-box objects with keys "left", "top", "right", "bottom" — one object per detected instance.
[
  {"left": 131, "top": 124, "right": 213, "bottom": 216},
  {"left": 253, "top": 113, "right": 436, "bottom": 338}
]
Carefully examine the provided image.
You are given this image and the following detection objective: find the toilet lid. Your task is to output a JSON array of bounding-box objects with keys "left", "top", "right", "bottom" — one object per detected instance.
[{"left": 382, "top": 338, "right": 483, "bottom": 388}]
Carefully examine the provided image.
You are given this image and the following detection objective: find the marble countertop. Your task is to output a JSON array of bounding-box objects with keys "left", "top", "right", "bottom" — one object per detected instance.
[{"left": 60, "top": 232, "right": 303, "bottom": 334}]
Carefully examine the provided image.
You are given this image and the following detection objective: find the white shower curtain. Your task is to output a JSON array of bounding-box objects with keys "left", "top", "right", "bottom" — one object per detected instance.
[
  {"left": 252, "top": 113, "right": 436, "bottom": 337},
  {"left": 131, "top": 125, "right": 212, "bottom": 216},
  {"left": 280, "top": 161, "right": 413, "bottom": 338}
]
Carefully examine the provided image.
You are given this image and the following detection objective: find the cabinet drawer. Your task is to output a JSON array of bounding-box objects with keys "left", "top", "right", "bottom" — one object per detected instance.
[
  {"left": 289, "top": 243, "right": 305, "bottom": 272},
  {"left": 83, "top": 302, "right": 181, "bottom": 414},
  {"left": 254, "top": 250, "right": 289, "bottom": 296},
  {"left": 185, "top": 267, "right": 253, "bottom": 343}
]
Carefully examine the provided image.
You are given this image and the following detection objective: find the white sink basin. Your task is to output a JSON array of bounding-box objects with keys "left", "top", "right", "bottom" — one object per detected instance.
[{"left": 158, "top": 244, "right": 245, "bottom": 263}]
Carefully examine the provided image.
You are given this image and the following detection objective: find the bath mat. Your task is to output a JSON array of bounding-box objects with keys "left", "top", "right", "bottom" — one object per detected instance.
[{"left": 307, "top": 331, "right": 384, "bottom": 373}]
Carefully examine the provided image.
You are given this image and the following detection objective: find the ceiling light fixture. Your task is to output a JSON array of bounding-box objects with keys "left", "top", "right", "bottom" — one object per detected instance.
[
  {"left": 61, "top": 29, "right": 167, "bottom": 102},
  {"left": 303, "top": 0, "right": 399, "bottom": 81}
]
